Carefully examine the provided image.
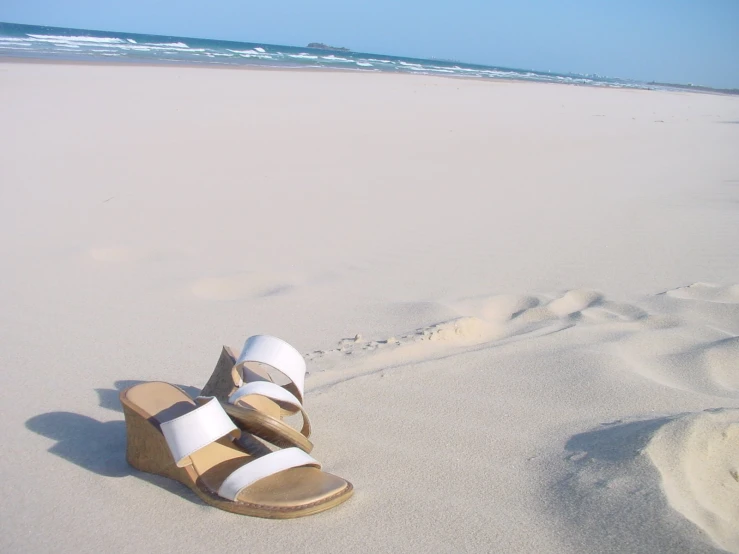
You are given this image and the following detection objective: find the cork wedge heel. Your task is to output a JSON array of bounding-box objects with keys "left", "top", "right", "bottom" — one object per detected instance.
[
  {"left": 121, "top": 382, "right": 352, "bottom": 518},
  {"left": 201, "top": 336, "right": 314, "bottom": 453}
]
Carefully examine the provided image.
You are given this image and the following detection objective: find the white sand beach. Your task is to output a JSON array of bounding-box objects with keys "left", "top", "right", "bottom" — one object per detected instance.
[{"left": 1, "top": 61, "right": 738, "bottom": 552}]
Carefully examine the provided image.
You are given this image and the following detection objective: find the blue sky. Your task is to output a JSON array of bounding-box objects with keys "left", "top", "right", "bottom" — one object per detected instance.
[{"left": 2, "top": 0, "right": 738, "bottom": 88}]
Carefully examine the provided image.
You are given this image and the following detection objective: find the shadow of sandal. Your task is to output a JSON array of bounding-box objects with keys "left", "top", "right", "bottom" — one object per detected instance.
[
  {"left": 27, "top": 382, "right": 205, "bottom": 477},
  {"left": 25, "top": 410, "right": 213, "bottom": 505},
  {"left": 25, "top": 412, "right": 130, "bottom": 477},
  {"left": 25, "top": 380, "right": 259, "bottom": 507}
]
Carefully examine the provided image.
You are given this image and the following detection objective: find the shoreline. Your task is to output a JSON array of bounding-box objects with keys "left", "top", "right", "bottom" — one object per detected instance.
[
  {"left": 3, "top": 54, "right": 731, "bottom": 96},
  {"left": 0, "top": 54, "right": 661, "bottom": 93}
]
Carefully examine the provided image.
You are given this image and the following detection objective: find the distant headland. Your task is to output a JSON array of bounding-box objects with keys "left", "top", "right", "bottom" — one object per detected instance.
[
  {"left": 647, "top": 81, "right": 739, "bottom": 96},
  {"left": 307, "top": 43, "right": 350, "bottom": 52}
]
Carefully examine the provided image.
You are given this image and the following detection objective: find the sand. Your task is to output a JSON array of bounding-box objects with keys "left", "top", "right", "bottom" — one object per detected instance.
[{"left": 1, "top": 61, "right": 738, "bottom": 553}]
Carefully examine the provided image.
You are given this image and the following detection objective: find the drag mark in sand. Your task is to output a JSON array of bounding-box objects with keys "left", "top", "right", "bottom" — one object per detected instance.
[
  {"left": 88, "top": 246, "right": 184, "bottom": 263},
  {"left": 190, "top": 272, "right": 295, "bottom": 300},
  {"left": 306, "top": 284, "right": 738, "bottom": 402},
  {"left": 304, "top": 288, "right": 643, "bottom": 372}
]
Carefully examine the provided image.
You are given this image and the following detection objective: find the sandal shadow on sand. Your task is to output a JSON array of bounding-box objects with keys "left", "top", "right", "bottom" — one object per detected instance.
[
  {"left": 201, "top": 335, "right": 314, "bottom": 453},
  {"left": 121, "top": 381, "right": 352, "bottom": 518}
]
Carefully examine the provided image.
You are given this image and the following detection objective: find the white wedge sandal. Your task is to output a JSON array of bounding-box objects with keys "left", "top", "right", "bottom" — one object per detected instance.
[{"left": 121, "top": 381, "right": 352, "bottom": 518}]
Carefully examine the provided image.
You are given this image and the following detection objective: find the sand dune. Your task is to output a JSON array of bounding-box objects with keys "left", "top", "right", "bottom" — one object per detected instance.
[
  {"left": 648, "top": 409, "right": 739, "bottom": 552},
  {"left": 1, "top": 62, "right": 738, "bottom": 553}
]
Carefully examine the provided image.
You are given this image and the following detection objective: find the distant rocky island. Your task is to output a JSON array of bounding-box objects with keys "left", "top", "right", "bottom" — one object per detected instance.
[{"left": 307, "top": 42, "right": 350, "bottom": 52}]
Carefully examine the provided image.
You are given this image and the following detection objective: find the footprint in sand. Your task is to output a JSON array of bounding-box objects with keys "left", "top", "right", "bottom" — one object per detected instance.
[
  {"left": 611, "top": 326, "right": 739, "bottom": 398},
  {"left": 453, "top": 294, "right": 540, "bottom": 322},
  {"left": 514, "top": 289, "right": 603, "bottom": 324},
  {"left": 89, "top": 247, "right": 182, "bottom": 263},
  {"left": 547, "top": 289, "right": 603, "bottom": 317},
  {"left": 453, "top": 289, "right": 608, "bottom": 327},
  {"left": 191, "top": 272, "right": 293, "bottom": 301},
  {"left": 705, "top": 336, "right": 739, "bottom": 391},
  {"left": 665, "top": 282, "right": 739, "bottom": 304},
  {"left": 583, "top": 284, "right": 739, "bottom": 397},
  {"left": 580, "top": 300, "right": 649, "bottom": 323}
]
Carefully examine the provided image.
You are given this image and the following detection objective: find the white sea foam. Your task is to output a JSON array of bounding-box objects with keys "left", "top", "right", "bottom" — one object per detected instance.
[
  {"left": 226, "top": 48, "right": 272, "bottom": 58},
  {"left": 426, "top": 66, "right": 457, "bottom": 72},
  {"left": 227, "top": 48, "right": 273, "bottom": 59},
  {"left": 479, "top": 70, "right": 519, "bottom": 78},
  {"left": 407, "top": 67, "right": 457, "bottom": 74},
  {"left": 254, "top": 47, "right": 266, "bottom": 53},
  {"left": 28, "top": 34, "right": 125, "bottom": 44},
  {"left": 147, "top": 42, "right": 189, "bottom": 48},
  {"left": 399, "top": 61, "right": 422, "bottom": 67},
  {"left": 16, "top": 34, "right": 199, "bottom": 54},
  {"left": 356, "top": 62, "right": 373, "bottom": 67},
  {"left": 288, "top": 53, "right": 319, "bottom": 59},
  {"left": 321, "top": 55, "right": 352, "bottom": 62},
  {"left": 118, "top": 44, "right": 205, "bottom": 53}
]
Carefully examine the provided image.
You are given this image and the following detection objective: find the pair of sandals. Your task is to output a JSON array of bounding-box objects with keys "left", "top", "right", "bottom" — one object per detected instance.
[{"left": 120, "top": 335, "right": 353, "bottom": 518}]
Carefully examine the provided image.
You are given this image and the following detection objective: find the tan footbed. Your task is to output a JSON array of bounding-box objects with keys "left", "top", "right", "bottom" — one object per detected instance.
[
  {"left": 121, "top": 382, "right": 352, "bottom": 518},
  {"left": 200, "top": 346, "right": 314, "bottom": 453}
]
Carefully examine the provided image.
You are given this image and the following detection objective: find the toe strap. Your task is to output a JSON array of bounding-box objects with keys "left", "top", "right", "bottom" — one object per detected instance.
[
  {"left": 160, "top": 398, "right": 238, "bottom": 467},
  {"left": 218, "top": 447, "right": 321, "bottom": 501}
]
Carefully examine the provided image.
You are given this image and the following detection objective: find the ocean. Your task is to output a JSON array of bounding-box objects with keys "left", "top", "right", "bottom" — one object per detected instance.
[{"left": 0, "top": 21, "right": 648, "bottom": 89}]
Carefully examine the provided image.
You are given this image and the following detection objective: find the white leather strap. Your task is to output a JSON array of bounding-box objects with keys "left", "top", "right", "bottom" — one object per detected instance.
[
  {"left": 160, "top": 398, "right": 238, "bottom": 467},
  {"left": 218, "top": 447, "right": 320, "bottom": 501},
  {"left": 229, "top": 381, "right": 312, "bottom": 437},
  {"left": 229, "top": 381, "right": 301, "bottom": 410},
  {"left": 235, "top": 335, "right": 306, "bottom": 403}
]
